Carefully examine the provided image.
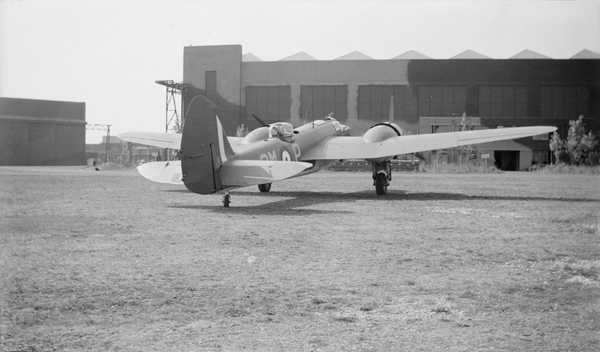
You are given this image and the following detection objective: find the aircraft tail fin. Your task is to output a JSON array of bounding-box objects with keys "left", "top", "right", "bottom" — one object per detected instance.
[{"left": 181, "top": 94, "right": 235, "bottom": 194}]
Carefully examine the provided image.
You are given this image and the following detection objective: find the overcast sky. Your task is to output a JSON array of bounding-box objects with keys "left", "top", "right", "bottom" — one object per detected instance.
[{"left": 1, "top": 0, "right": 599, "bottom": 142}]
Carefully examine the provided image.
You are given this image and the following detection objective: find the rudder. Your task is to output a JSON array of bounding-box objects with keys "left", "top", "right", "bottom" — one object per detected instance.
[{"left": 181, "top": 94, "right": 234, "bottom": 194}]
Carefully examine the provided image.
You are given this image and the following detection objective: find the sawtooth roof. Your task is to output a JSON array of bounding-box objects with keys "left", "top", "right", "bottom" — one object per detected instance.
[
  {"left": 571, "top": 49, "right": 600, "bottom": 59},
  {"left": 279, "top": 51, "right": 317, "bottom": 61},
  {"left": 334, "top": 51, "right": 373, "bottom": 60},
  {"left": 510, "top": 49, "right": 550, "bottom": 59},
  {"left": 451, "top": 49, "right": 490, "bottom": 59},
  {"left": 242, "top": 53, "right": 262, "bottom": 62},
  {"left": 393, "top": 50, "right": 431, "bottom": 59}
]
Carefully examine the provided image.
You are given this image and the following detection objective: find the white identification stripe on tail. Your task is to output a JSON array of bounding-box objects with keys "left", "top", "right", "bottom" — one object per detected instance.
[{"left": 216, "top": 115, "right": 227, "bottom": 162}]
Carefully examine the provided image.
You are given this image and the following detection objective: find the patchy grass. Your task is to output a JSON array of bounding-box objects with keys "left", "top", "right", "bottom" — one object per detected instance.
[
  {"left": 422, "top": 162, "right": 500, "bottom": 174},
  {"left": 1, "top": 167, "right": 599, "bottom": 351},
  {"left": 566, "top": 276, "right": 599, "bottom": 287},
  {"left": 533, "top": 163, "right": 600, "bottom": 175},
  {"left": 553, "top": 259, "right": 600, "bottom": 287}
]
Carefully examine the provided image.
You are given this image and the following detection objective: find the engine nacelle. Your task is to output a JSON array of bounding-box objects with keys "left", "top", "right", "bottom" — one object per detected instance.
[{"left": 362, "top": 122, "right": 403, "bottom": 143}]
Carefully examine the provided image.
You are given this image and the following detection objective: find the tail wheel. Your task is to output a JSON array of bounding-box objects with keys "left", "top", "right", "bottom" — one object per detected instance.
[
  {"left": 258, "top": 183, "right": 272, "bottom": 192},
  {"left": 375, "top": 173, "right": 388, "bottom": 195}
]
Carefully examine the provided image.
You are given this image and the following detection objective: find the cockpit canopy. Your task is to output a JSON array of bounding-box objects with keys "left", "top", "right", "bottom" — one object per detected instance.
[
  {"left": 269, "top": 122, "right": 295, "bottom": 142},
  {"left": 242, "top": 126, "right": 270, "bottom": 144}
]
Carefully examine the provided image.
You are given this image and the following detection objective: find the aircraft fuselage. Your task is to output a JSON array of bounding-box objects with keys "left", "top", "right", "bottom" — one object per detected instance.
[{"left": 231, "top": 119, "right": 349, "bottom": 172}]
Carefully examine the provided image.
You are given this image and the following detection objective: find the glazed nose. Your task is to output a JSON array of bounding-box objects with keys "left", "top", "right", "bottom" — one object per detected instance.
[{"left": 340, "top": 123, "right": 351, "bottom": 135}]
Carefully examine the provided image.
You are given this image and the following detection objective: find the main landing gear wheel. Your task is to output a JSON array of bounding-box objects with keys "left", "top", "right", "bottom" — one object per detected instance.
[
  {"left": 375, "top": 173, "right": 388, "bottom": 195},
  {"left": 371, "top": 160, "right": 391, "bottom": 196},
  {"left": 223, "top": 192, "right": 231, "bottom": 208},
  {"left": 258, "top": 183, "right": 272, "bottom": 192}
]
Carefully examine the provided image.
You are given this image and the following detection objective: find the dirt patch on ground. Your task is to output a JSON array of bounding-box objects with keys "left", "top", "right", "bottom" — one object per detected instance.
[{"left": 1, "top": 167, "right": 599, "bottom": 351}]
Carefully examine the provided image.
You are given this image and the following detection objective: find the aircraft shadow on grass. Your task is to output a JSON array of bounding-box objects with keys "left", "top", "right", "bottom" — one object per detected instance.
[{"left": 167, "top": 189, "right": 599, "bottom": 215}]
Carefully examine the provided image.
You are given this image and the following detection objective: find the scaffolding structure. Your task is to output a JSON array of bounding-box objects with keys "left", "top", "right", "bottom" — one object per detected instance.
[{"left": 155, "top": 80, "right": 189, "bottom": 133}]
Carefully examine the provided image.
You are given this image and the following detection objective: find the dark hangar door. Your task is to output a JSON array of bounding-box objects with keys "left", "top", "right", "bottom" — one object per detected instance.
[
  {"left": 245, "top": 86, "right": 291, "bottom": 123},
  {"left": 494, "top": 151, "right": 519, "bottom": 171},
  {"left": 418, "top": 86, "right": 467, "bottom": 117},
  {"left": 300, "top": 85, "right": 347, "bottom": 121},
  {"left": 357, "top": 85, "right": 418, "bottom": 123}
]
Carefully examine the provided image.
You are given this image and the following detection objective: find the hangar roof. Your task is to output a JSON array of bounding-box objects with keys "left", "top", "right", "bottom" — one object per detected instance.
[
  {"left": 334, "top": 51, "right": 373, "bottom": 60},
  {"left": 242, "top": 47, "right": 600, "bottom": 61},
  {"left": 242, "top": 53, "right": 262, "bottom": 62},
  {"left": 571, "top": 49, "right": 600, "bottom": 59},
  {"left": 510, "top": 49, "right": 550, "bottom": 59},
  {"left": 451, "top": 49, "right": 490, "bottom": 59},
  {"left": 393, "top": 50, "right": 431, "bottom": 59},
  {"left": 280, "top": 51, "right": 317, "bottom": 61}
]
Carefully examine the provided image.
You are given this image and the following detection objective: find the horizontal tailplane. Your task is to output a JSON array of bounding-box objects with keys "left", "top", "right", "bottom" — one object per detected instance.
[
  {"left": 137, "top": 161, "right": 183, "bottom": 185},
  {"left": 220, "top": 160, "right": 312, "bottom": 187}
]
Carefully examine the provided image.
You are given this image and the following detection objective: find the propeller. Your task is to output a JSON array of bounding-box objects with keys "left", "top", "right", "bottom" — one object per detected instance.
[
  {"left": 251, "top": 113, "right": 270, "bottom": 127},
  {"left": 251, "top": 113, "right": 298, "bottom": 134}
]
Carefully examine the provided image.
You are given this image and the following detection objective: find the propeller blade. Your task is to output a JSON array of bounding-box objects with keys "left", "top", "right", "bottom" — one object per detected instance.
[{"left": 251, "top": 113, "right": 270, "bottom": 127}]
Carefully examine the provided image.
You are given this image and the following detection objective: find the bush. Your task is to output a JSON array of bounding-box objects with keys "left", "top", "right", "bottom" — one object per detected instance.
[{"left": 550, "top": 116, "right": 599, "bottom": 165}]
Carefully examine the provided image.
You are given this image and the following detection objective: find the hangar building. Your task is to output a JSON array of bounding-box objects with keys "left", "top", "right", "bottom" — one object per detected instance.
[
  {"left": 0, "top": 97, "right": 86, "bottom": 165},
  {"left": 181, "top": 45, "right": 600, "bottom": 170}
]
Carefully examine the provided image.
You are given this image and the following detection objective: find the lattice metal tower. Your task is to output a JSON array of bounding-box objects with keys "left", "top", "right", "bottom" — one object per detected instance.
[{"left": 155, "top": 80, "right": 188, "bottom": 133}]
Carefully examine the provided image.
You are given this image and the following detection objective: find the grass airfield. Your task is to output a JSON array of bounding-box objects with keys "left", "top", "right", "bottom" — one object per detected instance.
[{"left": 2, "top": 166, "right": 599, "bottom": 351}]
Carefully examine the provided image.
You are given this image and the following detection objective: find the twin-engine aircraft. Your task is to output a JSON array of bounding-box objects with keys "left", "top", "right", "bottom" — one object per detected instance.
[{"left": 120, "top": 95, "right": 555, "bottom": 207}]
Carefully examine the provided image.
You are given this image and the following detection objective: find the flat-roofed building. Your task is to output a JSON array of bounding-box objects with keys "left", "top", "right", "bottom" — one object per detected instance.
[{"left": 0, "top": 97, "right": 86, "bottom": 165}]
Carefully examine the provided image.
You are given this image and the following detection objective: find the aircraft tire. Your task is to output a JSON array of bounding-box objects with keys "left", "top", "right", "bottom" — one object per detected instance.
[
  {"left": 258, "top": 183, "right": 272, "bottom": 192},
  {"left": 375, "top": 173, "right": 388, "bottom": 195},
  {"left": 223, "top": 193, "right": 231, "bottom": 207}
]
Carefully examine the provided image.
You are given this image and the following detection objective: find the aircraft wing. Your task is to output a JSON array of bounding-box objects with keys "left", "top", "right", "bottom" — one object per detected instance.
[
  {"left": 301, "top": 126, "right": 556, "bottom": 160},
  {"left": 118, "top": 132, "right": 243, "bottom": 151},
  {"left": 119, "top": 132, "right": 181, "bottom": 150}
]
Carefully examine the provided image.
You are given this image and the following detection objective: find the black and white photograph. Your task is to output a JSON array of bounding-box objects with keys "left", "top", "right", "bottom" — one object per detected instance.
[{"left": 1, "top": 0, "right": 599, "bottom": 351}]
